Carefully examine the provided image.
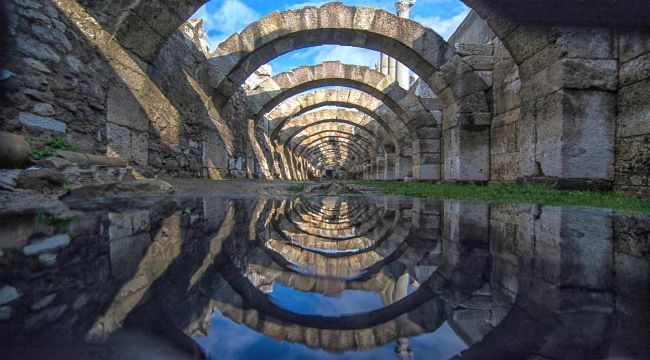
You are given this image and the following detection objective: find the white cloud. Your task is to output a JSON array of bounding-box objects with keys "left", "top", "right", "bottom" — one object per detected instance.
[
  {"left": 193, "top": 0, "right": 260, "bottom": 50},
  {"left": 413, "top": 6, "right": 470, "bottom": 40}
]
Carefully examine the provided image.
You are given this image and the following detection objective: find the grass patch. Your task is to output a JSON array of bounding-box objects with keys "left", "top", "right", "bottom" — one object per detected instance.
[
  {"left": 36, "top": 210, "right": 80, "bottom": 230},
  {"left": 353, "top": 180, "right": 650, "bottom": 213},
  {"left": 286, "top": 183, "right": 306, "bottom": 192},
  {"left": 33, "top": 138, "right": 80, "bottom": 160}
]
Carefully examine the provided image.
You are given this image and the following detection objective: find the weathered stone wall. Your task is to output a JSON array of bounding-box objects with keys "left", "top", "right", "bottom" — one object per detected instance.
[
  {"left": 616, "top": 32, "right": 650, "bottom": 197},
  {"left": 1, "top": 0, "right": 110, "bottom": 154},
  {"left": 449, "top": 11, "right": 650, "bottom": 197},
  {"left": 449, "top": 12, "right": 522, "bottom": 184},
  {"left": 1, "top": 0, "right": 248, "bottom": 180}
]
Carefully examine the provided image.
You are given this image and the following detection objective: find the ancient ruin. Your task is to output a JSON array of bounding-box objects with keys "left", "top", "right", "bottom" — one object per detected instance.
[
  {"left": 0, "top": 0, "right": 649, "bottom": 358},
  {"left": 0, "top": 0, "right": 648, "bottom": 195}
]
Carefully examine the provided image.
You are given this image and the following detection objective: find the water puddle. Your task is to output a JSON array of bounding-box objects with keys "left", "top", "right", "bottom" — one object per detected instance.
[{"left": 1, "top": 194, "right": 648, "bottom": 359}]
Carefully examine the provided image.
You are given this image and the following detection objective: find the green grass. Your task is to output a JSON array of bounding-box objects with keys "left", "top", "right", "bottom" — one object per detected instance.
[
  {"left": 286, "top": 183, "right": 306, "bottom": 192},
  {"left": 36, "top": 210, "right": 80, "bottom": 230},
  {"left": 32, "top": 138, "right": 80, "bottom": 160},
  {"left": 353, "top": 180, "right": 650, "bottom": 213}
]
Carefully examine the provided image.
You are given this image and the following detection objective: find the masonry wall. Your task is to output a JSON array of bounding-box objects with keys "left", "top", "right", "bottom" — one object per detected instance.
[
  {"left": 616, "top": 32, "right": 650, "bottom": 197},
  {"left": 449, "top": 12, "right": 522, "bottom": 184},
  {"left": 1, "top": 0, "right": 248, "bottom": 179},
  {"left": 450, "top": 11, "right": 650, "bottom": 198}
]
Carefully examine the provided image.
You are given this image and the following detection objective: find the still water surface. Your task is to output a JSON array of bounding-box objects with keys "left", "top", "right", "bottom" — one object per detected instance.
[{"left": 1, "top": 195, "right": 648, "bottom": 359}]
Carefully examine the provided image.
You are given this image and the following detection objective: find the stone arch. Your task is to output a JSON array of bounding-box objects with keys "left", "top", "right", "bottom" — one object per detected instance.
[
  {"left": 293, "top": 130, "right": 379, "bottom": 162},
  {"left": 301, "top": 138, "right": 370, "bottom": 168},
  {"left": 205, "top": 3, "right": 490, "bottom": 181},
  {"left": 274, "top": 108, "right": 407, "bottom": 179},
  {"left": 247, "top": 62, "right": 437, "bottom": 134},
  {"left": 264, "top": 86, "right": 431, "bottom": 176},
  {"left": 283, "top": 122, "right": 385, "bottom": 155},
  {"left": 295, "top": 131, "right": 377, "bottom": 160}
]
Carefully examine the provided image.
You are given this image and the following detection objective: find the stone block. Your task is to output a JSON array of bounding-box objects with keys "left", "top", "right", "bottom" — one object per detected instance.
[
  {"left": 615, "top": 135, "right": 650, "bottom": 190},
  {"left": 490, "top": 121, "right": 519, "bottom": 155},
  {"left": 414, "top": 164, "right": 439, "bottom": 180},
  {"left": 19, "top": 112, "right": 66, "bottom": 133},
  {"left": 106, "top": 123, "right": 132, "bottom": 161},
  {"left": 131, "top": 130, "right": 148, "bottom": 166},
  {"left": 491, "top": 153, "right": 520, "bottom": 182},
  {"left": 518, "top": 43, "right": 564, "bottom": 81},
  {"left": 454, "top": 43, "right": 493, "bottom": 56},
  {"left": 493, "top": 78, "right": 521, "bottom": 115},
  {"left": 619, "top": 31, "right": 650, "bottom": 62},
  {"left": 107, "top": 85, "right": 149, "bottom": 131},
  {"left": 462, "top": 55, "right": 494, "bottom": 71},
  {"left": 619, "top": 52, "right": 650, "bottom": 86},
  {"left": 493, "top": 59, "right": 519, "bottom": 87},
  {"left": 617, "top": 79, "right": 650, "bottom": 138},
  {"left": 560, "top": 59, "right": 617, "bottom": 91},
  {"left": 557, "top": 28, "right": 616, "bottom": 59},
  {"left": 504, "top": 25, "right": 559, "bottom": 63},
  {"left": 23, "top": 234, "right": 70, "bottom": 256},
  {"left": 561, "top": 89, "right": 616, "bottom": 179},
  {"left": 413, "top": 139, "right": 440, "bottom": 154}
]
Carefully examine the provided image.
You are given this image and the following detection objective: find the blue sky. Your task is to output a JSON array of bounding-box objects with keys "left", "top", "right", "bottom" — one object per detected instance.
[{"left": 193, "top": 0, "right": 470, "bottom": 74}]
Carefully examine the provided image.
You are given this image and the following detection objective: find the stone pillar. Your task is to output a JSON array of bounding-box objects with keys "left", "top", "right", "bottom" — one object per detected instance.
[
  {"left": 395, "top": 1, "right": 415, "bottom": 89},
  {"left": 380, "top": 53, "right": 389, "bottom": 75},
  {"left": 385, "top": 153, "right": 397, "bottom": 180},
  {"left": 388, "top": 57, "right": 397, "bottom": 78},
  {"left": 516, "top": 28, "right": 616, "bottom": 189},
  {"left": 413, "top": 128, "right": 441, "bottom": 180},
  {"left": 376, "top": 156, "right": 386, "bottom": 180},
  {"left": 398, "top": 155, "right": 413, "bottom": 179}
]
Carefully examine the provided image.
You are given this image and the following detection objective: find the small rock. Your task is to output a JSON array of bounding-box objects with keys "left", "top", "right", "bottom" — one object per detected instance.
[
  {"left": 38, "top": 253, "right": 57, "bottom": 266},
  {"left": 51, "top": 19, "right": 66, "bottom": 33},
  {"left": 0, "top": 306, "right": 12, "bottom": 320},
  {"left": 0, "top": 286, "right": 20, "bottom": 305},
  {"left": 23, "top": 88, "right": 54, "bottom": 103},
  {"left": 31, "top": 294, "right": 57, "bottom": 311},
  {"left": 0, "top": 169, "right": 22, "bottom": 187},
  {"left": 23, "top": 57, "right": 51, "bottom": 73},
  {"left": 0, "top": 249, "right": 4, "bottom": 257},
  {"left": 32, "top": 103, "right": 55, "bottom": 116},
  {"left": 15, "top": 34, "right": 60, "bottom": 63},
  {"left": 23, "top": 234, "right": 70, "bottom": 256},
  {"left": 17, "top": 168, "right": 65, "bottom": 191},
  {"left": 73, "top": 293, "right": 89, "bottom": 310},
  {"left": 0, "top": 132, "right": 33, "bottom": 169}
]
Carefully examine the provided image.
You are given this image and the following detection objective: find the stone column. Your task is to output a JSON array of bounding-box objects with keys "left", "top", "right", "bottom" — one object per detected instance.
[
  {"left": 385, "top": 153, "right": 397, "bottom": 180},
  {"left": 376, "top": 156, "right": 386, "bottom": 180},
  {"left": 398, "top": 155, "right": 413, "bottom": 179},
  {"left": 380, "top": 53, "right": 389, "bottom": 75},
  {"left": 395, "top": 1, "right": 416, "bottom": 89},
  {"left": 388, "top": 57, "right": 397, "bottom": 78}
]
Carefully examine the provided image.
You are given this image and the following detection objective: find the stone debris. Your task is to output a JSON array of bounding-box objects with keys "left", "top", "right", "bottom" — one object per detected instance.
[{"left": 0, "top": 286, "right": 20, "bottom": 306}]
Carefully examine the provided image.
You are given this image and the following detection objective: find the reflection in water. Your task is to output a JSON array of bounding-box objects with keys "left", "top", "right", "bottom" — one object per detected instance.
[{"left": 0, "top": 195, "right": 648, "bottom": 359}]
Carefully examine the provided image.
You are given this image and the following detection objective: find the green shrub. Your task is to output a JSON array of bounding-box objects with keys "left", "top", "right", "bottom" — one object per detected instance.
[{"left": 33, "top": 138, "right": 81, "bottom": 160}]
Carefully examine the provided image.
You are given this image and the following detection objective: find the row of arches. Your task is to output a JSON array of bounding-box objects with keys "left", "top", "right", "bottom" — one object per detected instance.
[{"left": 27, "top": 0, "right": 636, "bottom": 188}]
